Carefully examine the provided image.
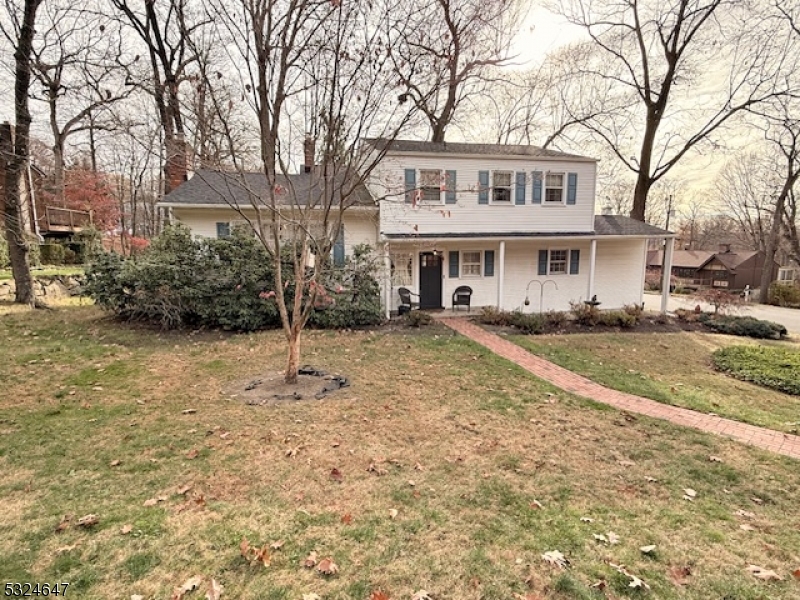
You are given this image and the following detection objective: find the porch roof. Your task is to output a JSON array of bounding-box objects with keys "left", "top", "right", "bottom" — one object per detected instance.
[{"left": 384, "top": 215, "right": 674, "bottom": 240}]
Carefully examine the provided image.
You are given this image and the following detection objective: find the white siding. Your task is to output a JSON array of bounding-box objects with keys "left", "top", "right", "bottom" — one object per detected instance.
[
  {"left": 593, "top": 239, "right": 647, "bottom": 309},
  {"left": 371, "top": 154, "right": 597, "bottom": 236},
  {"left": 171, "top": 207, "right": 378, "bottom": 256}
]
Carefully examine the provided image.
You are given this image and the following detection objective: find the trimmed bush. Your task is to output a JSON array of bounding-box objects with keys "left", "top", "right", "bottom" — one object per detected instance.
[
  {"left": 40, "top": 243, "right": 66, "bottom": 265},
  {"left": 700, "top": 314, "right": 787, "bottom": 340},
  {"left": 713, "top": 345, "right": 800, "bottom": 395},
  {"left": 544, "top": 310, "right": 568, "bottom": 329},
  {"left": 597, "top": 310, "right": 637, "bottom": 328},
  {"left": 509, "top": 311, "right": 545, "bottom": 334},
  {"left": 769, "top": 282, "right": 800, "bottom": 308},
  {"left": 405, "top": 311, "right": 433, "bottom": 328},
  {"left": 477, "top": 306, "right": 514, "bottom": 327},
  {"left": 569, "top": 300, "right": 599, "bottom": 326}
]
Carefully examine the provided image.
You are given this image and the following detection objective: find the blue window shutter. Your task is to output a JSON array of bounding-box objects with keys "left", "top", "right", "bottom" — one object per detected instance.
[
  {"left": 445, "top": 170, "right": 457, "bottom": 204},
  {"left": 478, "top": 171, "right": 489, "bottom": 204},
  {"left": 570, "top": 249, "right": 580, "bottom": 274},
  {"left": 333, "top": 225, "right": 345, "bottom": 267},
  {"left": 515, "top": 172, "right": 526, "bottom": 205},
  {"left": 538, "top": 249, "right": 548, "bottom": 275},
  {"left": 404, "top": 169, "right": 416, "bottom": 204},
  {"left": 449, "top": 251, "right": 459, "bottom": 277},
  {"left": 532, "top": 171, "right": 543, "bottom": 204},
  {"left": 484, "top": 250, "right": 495, "bottom": 276},
  {"left": 567, "top": 173, "right": 578, "bottom": 205},
  {"left": 216, "top": 222, "right": 230, "bottom": 238}
]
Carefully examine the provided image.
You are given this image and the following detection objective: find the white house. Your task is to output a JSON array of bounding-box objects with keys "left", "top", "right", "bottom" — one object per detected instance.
[{"left": 157, "top": 139, "right": 675, "bottom": 316}]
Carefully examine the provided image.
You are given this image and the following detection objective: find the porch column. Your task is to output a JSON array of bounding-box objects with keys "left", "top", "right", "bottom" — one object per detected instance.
[
  {"left": 587, "top": 239, "right": 597, "bottom": 299},
  {"left": 660, "top": 237, "right": 675, "bottom": 314},
  {"left": 497, "top": 241, "right": 506, "bottom": 309},
  {"left": 382, "top": 243, "right": 391, "bottom": 320}
]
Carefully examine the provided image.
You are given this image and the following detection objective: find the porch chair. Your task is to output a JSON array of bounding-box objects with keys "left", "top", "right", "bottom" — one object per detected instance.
[
  {"left": 452, "top": 285, "right": 473, "bottom": 311},
  {"left": 397, "top": 287, "right": 419, "bottom": 315}
]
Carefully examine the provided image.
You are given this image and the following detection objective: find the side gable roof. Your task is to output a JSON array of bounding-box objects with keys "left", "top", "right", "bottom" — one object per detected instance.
[
  {"left": 362, "top": 138, "right": 596, "bottom": 162},
  {"left": 647, "top": 249, "right": 713, "bottom": 269},
  {"left": 158, "top": 169, "right": 375, "bottom": 208}
]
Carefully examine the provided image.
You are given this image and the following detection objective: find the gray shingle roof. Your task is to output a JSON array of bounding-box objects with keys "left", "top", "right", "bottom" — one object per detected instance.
[
  {"left": 363, "top": 138, "right": 595, "bottom": 161},
  {"left": 593, "top": 215, "right": 673, "bottom": 237},
  {"left": 158, "top": 169, "right": 375, "bottom": 207}
]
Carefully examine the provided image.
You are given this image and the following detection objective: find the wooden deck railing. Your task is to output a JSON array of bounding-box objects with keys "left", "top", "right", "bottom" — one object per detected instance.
[{"left": 42, "top": 206, "right": 92, "bottom": 233}]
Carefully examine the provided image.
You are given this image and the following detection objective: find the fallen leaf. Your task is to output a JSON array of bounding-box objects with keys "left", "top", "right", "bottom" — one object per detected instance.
[
  {"left": 110, "top": 459, "right": 121, "bottom": 467},
  {"left": 240, "top": 538, "right": 251, "bottom": 559},
  {"left": 77, "top": 514, "right": 99, "bottom": 528},
  {"left": 541, "top": 550, "right": 568, "bottom": 569},
  {"left": 708, "top": 455, "right": 722, "bottom": 462},
  {"left": 143, "top": 496, "right": 167, "bottom": 507},
  {"left": 411, "top": 591, "right": 432, "bottom": 600},
  {"left": 302, "top": 595, "right": 322, "bottom": 600},
  {"left": 683, "top": 488, "right": 697, "bottom": 498},
  {"left": 206, "top": 579, "right": 223, "bottom": 600},
  {"left": 120, "top": 524, "right": 133, "bottom": 535},
  {"left": 609, "top": 563, "right": 649, "bottom": 590},
  {"left": 177, "top": 483, "right": 193, "bottom": 496},
  {"left": 751, "top": 497, "right": 764, "bottom": 505},
  {"left": 607, "top": 531, "right": 620, "bottom": 545},
  {"left": 55, "top": 515, "right": 71, "bottom": 533},
  {"left": 367, "top": 462, "right": 388, "bottom": 476},
  {"left": 529, "top": 500, "right": 543, "bottom": 509},
  {"left": 580, "top": 517, "right": 594, "bottom": 523},
  {"left": 171, "top": 575, "right": 203, "bottom": 600},
  {"left": 369, "top": 591, "right": 390, "bottom": 600},
  {"left": 669, "top": 565, "right": 692, "bottom": 586},
  {"left": 303, "top": 551, "right": 318, "bottom": 568},
  {"left": 182, "top": 409, "right": 197, "bottom": 414},
  {"left": 740, "top": 524, "right": 756, "bottom": 531},
  {"left": 132, "top": 595, "right": 144, "bottom": 600},
  {"left": 317, "top": 557, "right": 338, "bottom": 576},
  {"left": 389, "top": 508, "right": 398, "bottom": 519},
  {"left": 330, "top": 467, "right": 343, "bottom": 482},
  {"left": 644, "top": 476, "right": 658, "bottom": 483},
  {"left": 590, "top": 580, "right": 607, "bottom": 590},
  {"left": 341, "top": 513, "right": 353, "bottom": 525},
  {"left": 736, "top": 509, "right": 756, "bottom": 518},
  {"left": 640, "top": 545, "right": 656, "bottom": 554},
  {"left": 285, "top": 446, "right": 300, "bottom": 458},
  {"left": 792, "top": 568, "right": 800, "bottom": 579},
  {"left": 55, "top": 543, "right": 78, "bottom": 554},
  {"left": 253, "top": 545, "right": 271, "bottom": 567},
  {"left": 186, "top": 449, "right": 200, "bottom": 459},
  {"left": 593, "top": 534, "right": 608, "bottom": 544},
  {"left": 270, "top": 540, "right": 284, "bottom": 550},
  {"left": 747, "top": 565, "right": 782, "bottom": 581}
]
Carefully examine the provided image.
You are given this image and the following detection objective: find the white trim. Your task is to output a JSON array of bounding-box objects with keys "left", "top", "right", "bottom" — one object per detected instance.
[
  {"left": 588, "top": 239, "right": 597, "bottom": 298},
  {"left": 498, "top": 241, "right": 505, "bottom": 308},
  {"left": 661, "top": 237, "right": 675, "bottom": 314}
]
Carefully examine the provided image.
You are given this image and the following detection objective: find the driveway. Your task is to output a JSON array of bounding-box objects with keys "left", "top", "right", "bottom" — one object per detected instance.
[{"left": 643, "top": 293, "right": 800, "bottom": 336}]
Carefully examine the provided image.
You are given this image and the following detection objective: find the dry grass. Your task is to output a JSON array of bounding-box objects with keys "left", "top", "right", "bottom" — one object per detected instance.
[
  {"left": 512, "top": 331, "right": 800, "bottom": 434},
  {"left": 1, "top": 307, "right": 799, "bottom": 599}
]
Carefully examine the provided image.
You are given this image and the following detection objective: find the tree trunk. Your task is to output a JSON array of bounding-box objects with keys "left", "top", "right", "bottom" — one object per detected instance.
[
  {"left": 759, "top": 208, "right": 781, "bottom": 304},
  {"left": 284, "top": 326, "right": 301, "bottom": 384},
  {"left": 53, "top": 137, "right": 65, "bottom": 205}
]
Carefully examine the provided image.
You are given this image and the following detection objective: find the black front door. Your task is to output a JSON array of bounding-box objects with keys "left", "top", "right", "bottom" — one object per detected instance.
[{"left": 419, "top": 252, "right": 443, "bottom": 309}]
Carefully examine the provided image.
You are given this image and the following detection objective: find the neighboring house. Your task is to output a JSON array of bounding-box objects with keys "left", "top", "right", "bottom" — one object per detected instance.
[
  {"left": 646, "top": 245, "right": 779, "bottom": 291},
  {"left": 157, "top": 139, "right": 675, "bottom": 314}
]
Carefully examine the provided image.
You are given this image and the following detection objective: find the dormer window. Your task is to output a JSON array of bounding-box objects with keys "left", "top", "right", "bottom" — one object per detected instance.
[
  {"left": 492, "top": 171, "right": 512, "bottom": 202},
  {"left": 545, "top": 173, "right": 565, "bottom": 203},
  {"left": 420, "top": 169, "right": 442, "bottom": 204}
]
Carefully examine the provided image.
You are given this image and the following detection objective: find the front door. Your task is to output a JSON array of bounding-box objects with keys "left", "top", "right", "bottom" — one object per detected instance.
[{"left": 419, "top": 252, "right": 443, "bottom": 309}]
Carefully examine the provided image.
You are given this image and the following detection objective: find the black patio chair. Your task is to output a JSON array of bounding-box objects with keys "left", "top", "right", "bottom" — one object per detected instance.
[
  {"left": 398, "top": 287, "right": 419, "bottom": 315},
  {"left": 452, "top": 285, "right": 473, "bottom": 311}
]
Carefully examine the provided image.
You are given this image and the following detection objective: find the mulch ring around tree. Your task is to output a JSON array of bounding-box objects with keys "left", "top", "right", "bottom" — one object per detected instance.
[{"left": 233, "top": 365, "right": 350, "bottom": 406}]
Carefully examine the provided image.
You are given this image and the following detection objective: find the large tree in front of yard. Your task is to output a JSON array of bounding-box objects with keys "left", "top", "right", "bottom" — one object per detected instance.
[
  {"left": 554, "top": 0, "right": 791, "bottom": 222},
  {"left": 1, "top": 0, "right": 44, "bottom": 307},
  {"left": 201, "top": 0, "right": 415, "bottom": 383}
]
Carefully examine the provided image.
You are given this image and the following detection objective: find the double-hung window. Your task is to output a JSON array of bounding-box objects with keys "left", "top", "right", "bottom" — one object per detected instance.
[
  {"left": 545, "top": 173, "right": 564, "bottom": 203},
  {"left": 492, "top": 171, "right": 512, "bottom": 203},
  {"left": 420, "top": 169, "right": 442, "bottom": 204},
  {"left": 548, "top": 249, "right": 568, "bottom": 274},
  {"left": 461, "top": 251, "right": 482, "bottom": 277}
]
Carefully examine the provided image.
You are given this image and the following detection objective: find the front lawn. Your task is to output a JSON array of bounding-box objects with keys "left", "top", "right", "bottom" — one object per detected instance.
[
  {"left": 511, "top": 332, "right": 800, "bottom": 433},
  {"left": 1, "top": 308, "right": 799, "bottom": 599},
  {"left": 0, "top": 266, "right": 84, "bottom": 281}
]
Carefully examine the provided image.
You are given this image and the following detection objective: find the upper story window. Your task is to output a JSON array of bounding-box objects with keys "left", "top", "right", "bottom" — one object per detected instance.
[
  {"left": 545, "top": 173, "right": 565, "bottom": 203},
  {"left": 492, "top": 171, "right": 512, "bottom": 202},
  {"left": 420, "top": 169, "right": 442, "bottom": 204}
]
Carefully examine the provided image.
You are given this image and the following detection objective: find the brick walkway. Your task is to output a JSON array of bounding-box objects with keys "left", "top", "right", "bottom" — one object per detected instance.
[{"left": 438, "top": 316, "right": 800, "bottom": 460}]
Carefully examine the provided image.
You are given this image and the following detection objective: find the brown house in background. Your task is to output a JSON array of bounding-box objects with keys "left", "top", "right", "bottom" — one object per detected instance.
[{"left": 647, "top": 245, "right": 779, "bottom": 291}]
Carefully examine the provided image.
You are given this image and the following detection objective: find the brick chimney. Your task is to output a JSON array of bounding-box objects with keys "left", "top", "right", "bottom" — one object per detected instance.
[
  {"left": 303, "top": 135, "right": 315, "bottom": 173},
  {"left": 164, "top": 133, "right": 188, "bottom": 194}
]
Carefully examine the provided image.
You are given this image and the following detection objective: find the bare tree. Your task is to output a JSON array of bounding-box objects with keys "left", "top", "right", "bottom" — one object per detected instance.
[
  {"left": 554, "top": 0, "right": 790, "bottom": 221},
  {"left": 111, "top": 0, "right": 205, "bottom": 193},
  {"left": 384, "top": 0, "right": 521, "bottom": 142},
  {"left": 201, "top": 0, "right": 414, "bottom": 383},
  {"left": 30, "top": 4, "right": 130, "bottom": 205},
  {"left": 1, "top": 0, "right": 43, "bottom": 307}
]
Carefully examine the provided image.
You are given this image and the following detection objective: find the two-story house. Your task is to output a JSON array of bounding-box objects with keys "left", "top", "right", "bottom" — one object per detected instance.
[
  {"left": 365, "top": 139, "right": 673, "bottom": 314},
  {"left": 157, "top": 138, "right": 675, "bottom": 315}
]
